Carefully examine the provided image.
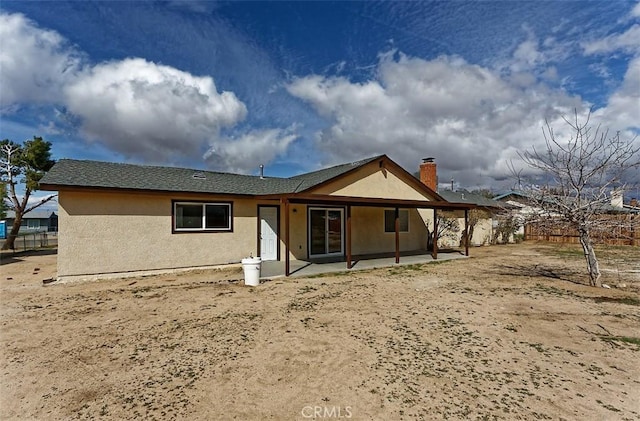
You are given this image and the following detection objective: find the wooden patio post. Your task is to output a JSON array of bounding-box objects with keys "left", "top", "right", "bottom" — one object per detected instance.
[
  {"left": 284, "top": 198, "right": 290, "bottom": 276},
  {"left": 432, "top": 209, "right": 438, "bottom": 260},
  {"left": 346, "top": 205, "right": 352, "bottom": 269},
  {"left": 464, "top": 208, "right": 469, "bottom": 256},
  {"left": 395, "top": 207, "right": 400, "bottom": 264}
]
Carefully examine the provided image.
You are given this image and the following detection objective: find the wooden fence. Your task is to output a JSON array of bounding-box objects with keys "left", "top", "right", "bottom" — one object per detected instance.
[{"left": 524, "top": 214, "right": 639, "bottom": 246}]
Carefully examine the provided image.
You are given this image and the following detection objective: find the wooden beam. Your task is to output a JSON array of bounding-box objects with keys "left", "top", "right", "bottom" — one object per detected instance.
[
  {"left": 346, "top": 205, "right": 352, "bottom": 269},
  {"left": 284, "top": 199, "right": 290, "bottom": 276},
  {"left": 464, "top": 208, "right": 469, "bottom": 256},
  {"left": 432, "top": 209, "right": 438, "bottom": 260},
  {"left": 395, "top": 207, "right": 400, "bottom": 264},
  {"left": 259, "top": 193, "right": 475, "bottom": 210}
]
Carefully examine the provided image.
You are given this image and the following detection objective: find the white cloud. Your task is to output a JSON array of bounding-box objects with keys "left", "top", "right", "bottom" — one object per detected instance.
[
  {"left": 511, "top": 38, "right": 543, "bottom": 72},
  {"left": 0, "top": 11, "right": 295, "bottom": 170},
  {"left": 496, "top": 29, "right": 573, "bottom": 78},
  {"left": 26, "top": 193, "right": 58, "bottom": 209},
  {"left": 204, "top": 126, "right": 298, "bottom": 173},
  {"left": 287, "top": 53, "right": 585, "bottom": 187},
  {"left": 64, "top": 58, "right": 247, "bottom": 161},
  {"left": 592, "top": 56, "right": 640, "bottom": 132},
  {"left": 0, "top": 13, "right": 82, "bottom": 108},
  {"left": 582, "top": 24, "right": 640, "bottom": 55}
]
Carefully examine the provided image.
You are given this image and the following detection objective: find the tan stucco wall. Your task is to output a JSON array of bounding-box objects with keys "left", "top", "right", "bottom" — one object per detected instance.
[
  {"left": 57, "top": 163, "right": 442, "bottom": 279},
  {"left": 284, "top": 205, "right": 429, "bottom": 259},
  {"left": 437, "top": 209, "right": 493, "bottom": 248},
  {"left": 350, "top": 207, "right": 428, "bottom": 254},
  {"left": 58, "top": 191, "right": 282, "bottom": 279},
  {"left": 312, "top": 164, "right": 433, "bottom": 201},
  {"left": 287, "top": 204, "right": 308, "bottom": 260},
  {"left": 286, "top": 163, "right": 435, "bottom": 259},
  {"left": 470, "top": 217, "right": 493, "bottom": 246}
]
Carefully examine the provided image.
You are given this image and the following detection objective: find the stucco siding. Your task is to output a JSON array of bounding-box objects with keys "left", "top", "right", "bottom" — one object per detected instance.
[
  {"left": 312, "top": 164, "right": 432, "bottom": 201},
  {"left": 286, "top": 204, "right": 308, "bottom": 260},
  {"left": 58, "top": 191, "right": 272, "bottom": 279},
  {"left": 470, "top": 218, "right": 493, "bottom": 246},
  {"left": 350, "top": 207, "right": 428, "bottom": 254},
  {"left": 437, "top": 209, "right": 493, "bottom": 248}
]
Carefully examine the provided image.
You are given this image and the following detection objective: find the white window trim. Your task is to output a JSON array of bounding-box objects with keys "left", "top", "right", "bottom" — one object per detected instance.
[
  {"left": 27, "top": 220, "right": 41, "bottom": 230},
  {"left": 173, "top": 201, "right": 232, "bottom": 232},
  {"left": 383, "top": 209, "right": 409, "bottom": 233}
]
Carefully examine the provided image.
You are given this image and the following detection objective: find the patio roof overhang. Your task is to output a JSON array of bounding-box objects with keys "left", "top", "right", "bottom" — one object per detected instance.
[
  {"left": 259, "top": 193, "right": 474, "bottom": 276},
  {"left": 259, "top": 193, "right": 476, "bottom": 210}
]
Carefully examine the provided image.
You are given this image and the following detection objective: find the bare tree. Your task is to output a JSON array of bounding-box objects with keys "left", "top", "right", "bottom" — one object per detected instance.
[
  {"left": 491, "top": 209, "right": 522, "bottom": 245},
  {"left": 461, "top": 208, "right": 489, "bottom": 247},
  {"left": 426, "top": 213, "right": 460, "bottom": 249},
  {"left": 515, "top": 111, "right": 639, "bottom": 286}
]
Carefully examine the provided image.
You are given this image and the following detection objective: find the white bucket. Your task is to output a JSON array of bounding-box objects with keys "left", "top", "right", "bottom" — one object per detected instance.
[{"left": 241, "top": 257, "right": 262, "bottom": 286}]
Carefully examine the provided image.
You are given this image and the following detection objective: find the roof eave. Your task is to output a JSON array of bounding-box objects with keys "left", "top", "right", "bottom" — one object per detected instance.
[
  {"left": 39, "top": 183, "right": 257, "bottom": 198},
  {"left": 294, "top": 154, "right": 387, "bottom": 194}
]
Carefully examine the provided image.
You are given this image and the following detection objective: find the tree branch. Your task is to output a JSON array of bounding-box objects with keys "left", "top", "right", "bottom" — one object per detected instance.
[{"left": 24, "top": 194, "right": 57, "bottom": 214}]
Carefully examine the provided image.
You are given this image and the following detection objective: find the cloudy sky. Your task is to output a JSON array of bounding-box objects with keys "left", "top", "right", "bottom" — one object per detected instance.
[{"left": 1, "top": 0, "right": 639, "bottom": 190}]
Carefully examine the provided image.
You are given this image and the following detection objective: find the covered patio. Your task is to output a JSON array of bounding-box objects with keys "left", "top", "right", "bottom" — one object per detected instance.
[
  {"left": 260, "top": 249, "right": 468, "bottom": 279},
  {"left": 261, "top": 193, "right": 476, "bottom": 276}
]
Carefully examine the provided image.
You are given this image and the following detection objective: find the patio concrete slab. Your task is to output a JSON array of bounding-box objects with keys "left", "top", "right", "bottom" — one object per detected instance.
[{"left": 260, "top": 252, "right": 467, "bottom": 279}]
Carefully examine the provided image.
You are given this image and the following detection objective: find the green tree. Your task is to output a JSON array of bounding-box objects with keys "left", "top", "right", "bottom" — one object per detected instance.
[{"left": 1, "top": 136, "right": 56, "bottom": 250}]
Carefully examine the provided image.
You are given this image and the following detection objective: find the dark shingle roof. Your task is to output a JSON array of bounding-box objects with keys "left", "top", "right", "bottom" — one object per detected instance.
[
  {"left": 492, "top": 190, "right": 528, "bottom": 201},
  {"left": 288, "top": 155, "right": 383, "bottom": 192},
  {"left": 5, "top": 210, "right": 57, "bottom": 219},
  {"left": 438, "top": 190, "right": 503, "bottom": 208},
  {"left": 40, "top": 156, "right": 383, "bottom": 196},
  {"left": 40, "top": 160, "right": 299, "bottom": 195}
]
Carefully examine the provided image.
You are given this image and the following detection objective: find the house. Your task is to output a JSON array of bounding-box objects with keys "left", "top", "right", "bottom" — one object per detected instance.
[
  {"left": 491, "top": 190, "right": 536, "bottom": 238},
  {"left": 493, "top": 190, "right": 639, "bottom": 245},
  {"left": 436, "top": 190, "right": 505, "bottom": 247},
  {"left": 2, "top": 210, "right": 58, "bottom": 235},
  {"left": 39, "top": 155, "right": 474, "bottom": 281},
  {"left": 610, "top": 190, "right": 640, "bottom": 214}
]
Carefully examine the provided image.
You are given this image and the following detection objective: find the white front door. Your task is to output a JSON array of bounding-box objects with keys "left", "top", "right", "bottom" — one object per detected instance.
[{"left": 259, "top": 206, "right": 278, "bottom": 261}]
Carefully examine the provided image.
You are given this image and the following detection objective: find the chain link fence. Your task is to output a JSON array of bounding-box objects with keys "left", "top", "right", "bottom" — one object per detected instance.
[{"left": 4, "top": 231, "right": 58, "bottom": 252}]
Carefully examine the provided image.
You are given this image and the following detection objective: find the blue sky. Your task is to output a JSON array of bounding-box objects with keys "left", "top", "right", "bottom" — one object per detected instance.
[{"left": 1, "top": 1, "right": 639, "bottom": 196}]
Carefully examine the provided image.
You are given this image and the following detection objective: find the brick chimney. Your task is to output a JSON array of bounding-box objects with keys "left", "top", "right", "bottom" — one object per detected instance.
[{"left": 419, "top": 157, "right": 437, "bottom": 192}]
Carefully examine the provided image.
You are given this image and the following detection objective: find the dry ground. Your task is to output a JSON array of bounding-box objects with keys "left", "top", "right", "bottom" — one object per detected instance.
[{"left": 1, "top": 243, "right": 639, "bottom": 420}]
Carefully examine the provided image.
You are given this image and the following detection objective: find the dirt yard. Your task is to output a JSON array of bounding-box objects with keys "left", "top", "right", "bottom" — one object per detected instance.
[{"left": 1, "top": 243, "right": 639, "bottom": 420}]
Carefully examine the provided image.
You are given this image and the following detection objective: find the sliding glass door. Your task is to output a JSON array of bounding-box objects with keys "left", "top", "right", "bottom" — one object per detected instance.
[{"left": 309, "top": 208, "right": 344, "bottom": 257}]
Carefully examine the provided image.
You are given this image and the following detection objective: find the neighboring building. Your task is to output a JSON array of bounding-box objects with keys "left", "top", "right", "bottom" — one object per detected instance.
[
  {"left": 2, "top": 210, "right": 58, "bottom": 234},
  {"left": 40, "top": 155, "right": 474, "bottom": 281},
  {"left": 610, "top": 189, "right": 640, "bottom": 214},
  {"left": 437, "top": 190, "right": 504, "bottom": 247},
  {"left": 492, "top": 191, "right": 536, "bottom": 237},
  {"left": 625, "top": 198, "right": 640, "bottom": 213},
  {"left": 493, "top": 189, "right": 639, "bottom": 245},
  {"left": 493, "top": 190, "right": 640, "bottom": 218}
]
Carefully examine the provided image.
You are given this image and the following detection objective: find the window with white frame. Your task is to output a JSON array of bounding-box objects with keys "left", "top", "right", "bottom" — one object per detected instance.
[
  {"left": 384, "top": 209, "right": 409, "bottom": 233},
  {"left": 173, "top": 202, "right": 232, "bottom": 232}
]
